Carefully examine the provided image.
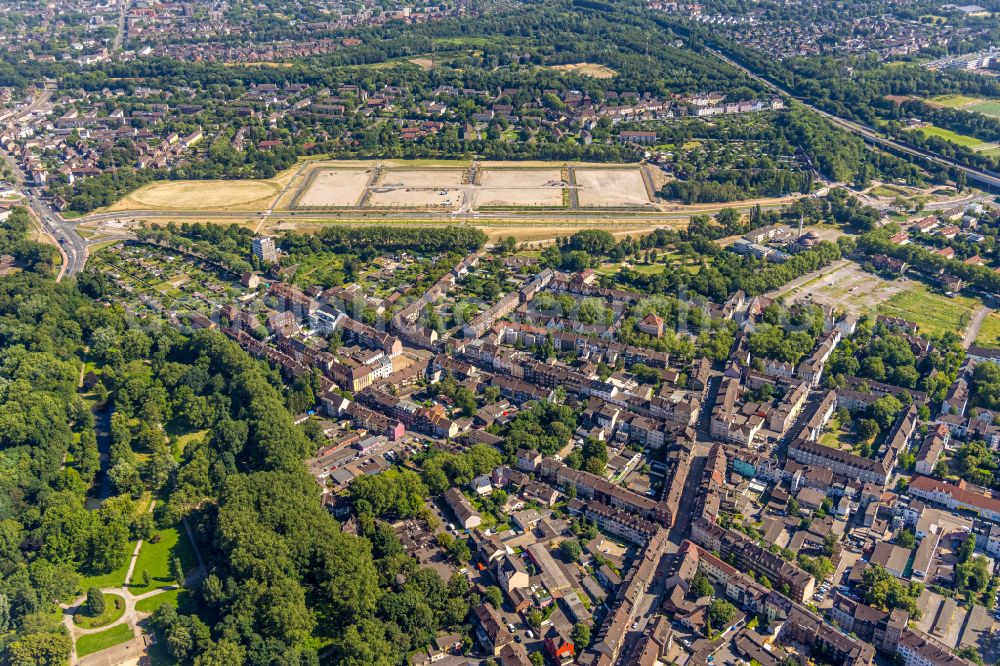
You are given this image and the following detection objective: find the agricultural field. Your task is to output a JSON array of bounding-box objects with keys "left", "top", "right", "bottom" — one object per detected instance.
[
  {"left": 877, "top": 283, "right": 979, "bottom": 339},
  {"left": 295, "top": 168, "right": 372, "bottom": 207},
  {"left": 575, "top": 168, "right": 652, "bottom": 207},
  {"left": 548, "top": 62, "right": 618, "bottom": 78}
]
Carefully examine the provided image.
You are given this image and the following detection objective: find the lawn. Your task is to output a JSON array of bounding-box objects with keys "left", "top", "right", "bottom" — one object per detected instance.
[
  {"left": 73, "top": 593, "right": 126, "bottom": 629},
  {"left": 928, "top": 94, "right": 985, "bottom": 108},
  {"left": 171, "top": 429, "right": 207, "bottom": 463},
  {"left": 929, "top": 94, "right": 1000, "bottom": 120},
  {"left": 976, "top": 311, "right": 1000, "bottom": 349},
  {"left": 135, "top": 588, "right": 194, "bottom": 614},
  {"left": 917, "top": 125, "right": 986, "bottom": 149},
  {"left": 129, "top": 523, "right": 198, "bottom": 593},
  {"left": 877, "top": 284, "right": 979, "bottom": 338},
  {"left": 78, "top": 550, "right": 135, "bottom": 592},
  {"left": 75, "top": 624, "right": 134, "bottom": 658}
]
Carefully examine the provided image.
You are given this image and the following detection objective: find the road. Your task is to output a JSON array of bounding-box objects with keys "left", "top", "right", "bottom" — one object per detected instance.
[
  {"left": 706, "top": 47, "right": 1000, "bottom": 192},
  {"left": 0, "top": 88, "right": 90, "bottom": 279},
  {"left": 964, "top": 304, "right": 993, "bottom": 349},
  {"left": 113, "top": 0, "right": 130, "bottom": 52}
]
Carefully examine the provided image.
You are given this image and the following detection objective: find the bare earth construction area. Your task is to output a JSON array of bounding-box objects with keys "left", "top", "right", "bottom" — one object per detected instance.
[
  {"left": 474, "top": 168, "right": 565, "bottom": 208},
  {"left": 290, "top": 161, "right": 651, "bottom": 211},
  {"left": 294, "top": 168, "right": 373, "bottom": 207},
  {"left": 575, "top": 168, "right": 653, "bottom": 207}
]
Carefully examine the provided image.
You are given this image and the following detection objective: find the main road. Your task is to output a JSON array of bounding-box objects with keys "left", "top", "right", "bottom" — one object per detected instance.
[
  {"left": 0, "top": 91, "right": 90, "bottom": 279},
  {"left": 707, "top": 47, "right": 1000, "bottom": 192}
]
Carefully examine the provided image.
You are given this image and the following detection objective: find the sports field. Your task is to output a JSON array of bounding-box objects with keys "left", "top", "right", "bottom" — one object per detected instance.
[{"left": 929, "top": 94, "right": 1000, "bottom": 119}]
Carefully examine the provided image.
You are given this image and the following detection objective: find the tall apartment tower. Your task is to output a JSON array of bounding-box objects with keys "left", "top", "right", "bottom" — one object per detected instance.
[{"left": 252, "top": 236, "right": 278, "bottom": 264}]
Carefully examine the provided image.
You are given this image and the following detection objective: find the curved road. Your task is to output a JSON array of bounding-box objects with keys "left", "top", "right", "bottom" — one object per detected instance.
[{"left": 707, "top": 47, "right": 1000, "bottom": 191}]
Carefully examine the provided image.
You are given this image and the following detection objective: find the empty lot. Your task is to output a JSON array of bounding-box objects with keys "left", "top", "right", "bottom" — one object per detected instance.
[
  {"left": 575, "top": 168, "right": 651, "bottom": 207},
  {"left": 378, "top": 168, "right": 465, "bottom": 188},
  {"left": 475, "top": 168, "right": 565, "bottom": 207},
  {"left": 368, "top": 188, "right": 462, "bottom": 208},
  {"left": 295, "top": 168, "right": 372, "bottom": 207}
]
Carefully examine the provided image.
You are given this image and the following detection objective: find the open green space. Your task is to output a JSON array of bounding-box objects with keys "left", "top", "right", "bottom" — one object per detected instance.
[
  {"left": 928, "top": 94, "right": 985, "bottom": 108},
  {"left": 78, "top": 551, "right": 135, "bottom": 592},
  {"left": 73, "top": 593, "right": 126, "bottom": 629},
  {"left": 129, "top": 523, "right": 197, "bottom": 593},
  {"left": 75, "top": 624, "right": 134, "bottom": 658},
  {"left": 877, "top": 284, "right": 979, "bottom": 338},
  {"left": 976, "top": 311, "right": 1000, "bottom": 349},
  {"left": 135, "top": 588, "right": 194, "bottom": 614},
  {"left": 916, "top": 125, "right": 986, "bottom": 149}
]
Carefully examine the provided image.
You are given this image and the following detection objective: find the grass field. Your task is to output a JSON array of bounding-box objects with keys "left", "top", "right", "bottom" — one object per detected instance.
[
  {"left": 75, "top": 624, "right": 134, "bottom": 658},
  {"left": 877, "top": 284, "right": 978, "bottom": 338},
  {"left": 917, "top": 125, "right": 987, "bottom": 149},
  {"left": 135, "top": 588, "right": 193, "bottom": 614},
  {"left": 928, "top": 95, "right": 1000, "bottom": 119},
  {"left": 975, "top": 311, "right": 1000, "bottom": 349},
  {"left": 74, "top": 593, "right": 126, "bottom": 629},
  {"left": 78, "top": 549, "right": 135, "bottom": 592},
  {"left": 129, "top": 523, "right": 197, "bottom": 594}
]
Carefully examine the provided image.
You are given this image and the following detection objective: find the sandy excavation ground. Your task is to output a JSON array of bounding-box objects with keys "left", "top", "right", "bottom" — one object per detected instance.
[
  {"left": 575, "top": 169, "right": 651, "bottom": 207},
  {"left": 377, "top": 168, "right": 466, "bottom": 188},
  {"left": 296, "top": 168, "right": 373, "bottom": 207},
  {"left": 474, "top": 168, "right": 566, "bottom": 207},
  {"left": 367, "top": 188, "right": 463, "bottom": 208},
  {"left": 549, "top": 63, "right": 618, "bottom": 78},
  {"left": 106, "top": 179, "right": 281, "bottom": 212}
]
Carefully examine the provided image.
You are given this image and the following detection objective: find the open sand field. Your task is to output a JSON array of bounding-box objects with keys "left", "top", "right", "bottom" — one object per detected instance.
[
  {"left": 549, "top": 63, "right": 617, "bottom": 79},
  {"left": 107, "top": 179, "right": 280, "bottom": 212},
  {"left": 377, "top": 168, "right": 466, "bottom": 188},
  {"left": 475, "top": 168, "right": 565, "bottom": 207},
  {"left": 367, "top": 188, "right": 463, "bottom": 208},
  {"left": 575, "top": 169, "right": 651, "bottom": 207},
  {"left": 296, "top": 168, "right": 372, "bottom": 207},
  {"left": 479, "top": 169, "right": 564, "bottom": 188}
]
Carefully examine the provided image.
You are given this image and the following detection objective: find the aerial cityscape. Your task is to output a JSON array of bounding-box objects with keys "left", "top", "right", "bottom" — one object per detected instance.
[{"left": 1, "top": 1, "right": 1000, "bottom": 666}]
